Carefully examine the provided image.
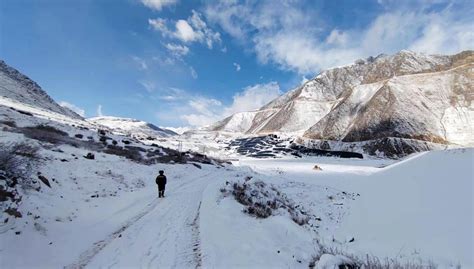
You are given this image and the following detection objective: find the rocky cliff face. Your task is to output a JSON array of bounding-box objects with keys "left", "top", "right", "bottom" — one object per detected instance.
[
  {"left": 209, "top": 50, "right": 474, "bottom": 157},
  {"left": 0, "top": 60, "right": 83, "bottom": 119}
]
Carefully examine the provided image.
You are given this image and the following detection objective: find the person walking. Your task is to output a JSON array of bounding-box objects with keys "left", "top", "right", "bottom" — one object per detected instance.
[{"left": 156, "top": 170, "right": 167, "bottom": 198}]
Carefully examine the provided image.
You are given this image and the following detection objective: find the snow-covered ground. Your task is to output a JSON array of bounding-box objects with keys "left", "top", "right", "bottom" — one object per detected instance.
[
  {"left": 236, "top": 150, "right": 473, "bottom": 268},
  {"left": 1, "top": 82, "right": 473, "bottom": 268},
  {"left": 1, "top": 132, "right": 472, "bottom": 268}
]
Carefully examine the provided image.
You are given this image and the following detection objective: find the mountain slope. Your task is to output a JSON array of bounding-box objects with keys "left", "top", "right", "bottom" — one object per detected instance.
[
  {"left": 88, "top": 116, "right": 177, "bottom": 138},
  {"left": 0, "top": 60, "right": 83, "bottom": 120},
  {"left": 304, "top": 51, "right": 473, "bottom": 145},
  {"left": 208, "top": 50, "right": 473, "bottom": 157}
]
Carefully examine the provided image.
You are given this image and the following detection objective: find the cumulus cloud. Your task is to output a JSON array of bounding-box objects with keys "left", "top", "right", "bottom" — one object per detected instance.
[
  {"left": 169, "top": 82, "right": 281, "bottom": 127},
  {"left": 205, "top": 0, "right": 474, "bottom": 74},
  {"left": 233, "top": 62, "right": 241, "bottom": 71},
  {"left": 149, "top": 10, "right": 221, "bottom": 49},
  {"left": 223, "top": 82, "right": 281, "bottom": 116},
  {"left": 59, "top": 101, "right": 85, "bottom": 117},
  {"left": 141, "top": 0, "right": 176, "bottom": 11}
]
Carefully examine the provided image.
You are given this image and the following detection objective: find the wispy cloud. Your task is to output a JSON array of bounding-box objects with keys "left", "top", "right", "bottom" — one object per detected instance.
[
  {"left": 131, "top": 56, "right": 148, "bottom": 70},
  {"left": 139, "top": 80, "right": 156, "bottom": 93},
  {"left": 164, "top": 43, "right": 189, "bottom": 57},
  {"left": 190, "top": 66, "right": 198, "bottom": 79},
  {"left": 141, "top": 0, "right": 177, "bottom": 11},
  {"left": 97, "top": 104, "right": 104, "bottom": 117},
  {"left": 233, "top": 62, "right": 241, "bottom": 71},
  {"left": 155, "top": 82, "right": 281, "bottom": 127},
  {"left": 59, "top": 101, "right": 85, "bottom": 117}
]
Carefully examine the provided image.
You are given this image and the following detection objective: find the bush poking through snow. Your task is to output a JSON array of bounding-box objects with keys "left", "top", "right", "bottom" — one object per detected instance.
[
  {"left": 223, "top": 180, "right": 310, "bottom": 225},
  {"left": 0, "top": 142, "right": 41, "bottom": 188},
  {"left": 309, "top": 246, "right": 439, "bottom": 269}
]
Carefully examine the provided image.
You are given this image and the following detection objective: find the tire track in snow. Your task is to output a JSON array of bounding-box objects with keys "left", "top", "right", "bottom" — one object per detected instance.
[
  {"left": 65, "top": 170, "right": 217, "bottom": 269},
  {"left": 191, "top": 201, "right": 203, "bottom": 268},
  {"left": 64, "top": 199, "right": 161, "bottom": 269}
]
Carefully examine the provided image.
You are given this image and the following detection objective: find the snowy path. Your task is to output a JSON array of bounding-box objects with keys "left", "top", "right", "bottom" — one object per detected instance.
[{"left": 65, "top": 170, "right": 218, "bottom": 269}]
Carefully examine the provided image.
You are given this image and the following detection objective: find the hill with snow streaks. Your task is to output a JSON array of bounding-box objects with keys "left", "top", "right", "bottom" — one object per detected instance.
[
  {"left": 208, "top": 50, "right": 474, "bottom": 157},
  {"left": 88, "top": 116, "right": 177, "bottom": 139},
  {"left": 0, "top": 60, "right": 83, "bottom": 120}
]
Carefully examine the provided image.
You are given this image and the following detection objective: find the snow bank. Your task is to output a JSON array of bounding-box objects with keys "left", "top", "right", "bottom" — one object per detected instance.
[{"left": 335, "top": 148, "right": 474, "bottom": 267}]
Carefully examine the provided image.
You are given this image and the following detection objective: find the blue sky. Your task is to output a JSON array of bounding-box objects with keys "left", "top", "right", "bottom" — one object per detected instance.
[{"left": 1, "top": 0, "right": 472, "bottom": 127}]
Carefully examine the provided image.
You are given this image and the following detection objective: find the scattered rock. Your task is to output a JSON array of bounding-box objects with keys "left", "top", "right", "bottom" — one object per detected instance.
[
  {"left": 15, "top": 231, "right": 21, "bottom": 235},
  {"left": 38, "top": 175, "right": 52, "bottom": 188},
  {"left": 313, "top": 165, "right": 323, "bottom": 171},
  {"left": 191, "top": 163, "right": 202, "bottom": 169},
  {"left": 84, "top": 153, "right": 95, "bottom": 160}
]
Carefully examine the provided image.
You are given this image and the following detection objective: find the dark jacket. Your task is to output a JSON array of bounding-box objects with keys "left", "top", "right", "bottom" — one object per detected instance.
[{"left": 156, "top": 175, "right": 167, "bottom": 186}]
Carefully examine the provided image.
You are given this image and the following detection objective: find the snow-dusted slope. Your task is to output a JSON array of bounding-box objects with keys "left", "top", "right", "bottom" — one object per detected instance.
[
  {"left": 0, "top": 60, "right": 82, "bottom": 120},
  {"left": 88, "top": 116, "right": 177, "bottom": 138},
  {"left": 208, "top": 50, "right": 473, "bottom": 157},
  {"left": 236, "top": 148, "right": 473, "bottom": 268},
  {"left": 304, "top": 52, "right": 474, "bottom": 146},
  {"left": 335, "top": 148, "right": 473, "bottom": 267}
]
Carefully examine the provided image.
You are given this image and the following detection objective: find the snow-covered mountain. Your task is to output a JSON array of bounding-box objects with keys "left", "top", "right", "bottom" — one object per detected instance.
[
  {"left": 0, "top": 60, "right": 177, "bottom": 141},
  {"left": 208, "top": 50, "right": 474, "bottom": 157},
  {"left": 0, "top": 60, "right": 83, "bottom": 120},
  {"left": 88, "top": 116, "right": 177, "bottom": 138}
]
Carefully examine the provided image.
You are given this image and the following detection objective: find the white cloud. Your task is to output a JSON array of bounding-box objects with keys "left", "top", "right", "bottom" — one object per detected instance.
[
  {"left": 164, "top": 43, "right": 189, "bottom": 57},
  {"left": 233, "top": 62, "right": 241, "bottom": 71},
  {"left": 59, "top": 101, "right": 85, "bottom": 117},
  {"left": 139, "top": 80, "right": 156, "bottom": 93},
  {"left": 223, "top": 82, "right": 281, "bottom": 116},
  {"left": 190, "top": 66, "right": 198, "bottom": 79},
  {"left": 141, "top": 0, "right": 176, "bottom": 11},
  {"left": 205, "top": 0, "right": 474, "bottom": 74},
  {"left": 175, "top": 82, "right": 281, "bottom": 127},
  {"left": 131, "top": 56, "right": 148, "bottom": 70},
  {"left": 97, "top": 105, "right": 104, "bottom": 117},
  {"left": 149, "top": 10, "right": 221, "bottom": 49},
  {"left": 326, "top": 29, "right": 349, "bottom": 46},
  {"left": 180, "top": 97, "right": 222, "bottom": 126},
  {"left": 148, "top": 18, "right": 171, "bottom": 34},
  {"left": 175, "top": 20, "right": 197, "bottom": 42}
]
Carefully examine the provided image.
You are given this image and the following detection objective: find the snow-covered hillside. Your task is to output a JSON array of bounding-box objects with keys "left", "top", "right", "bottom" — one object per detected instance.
[
  {"left": 88, "top": 116, "right": 177, "bottom": 139},
  {"left": 206, "top": 50, "right": 474, "bottom": 157},
  {"left": 0, "top": 60, "right": 82, "bottom": 120},
  {"left": 237, "top": 148, "right": 473, "bottom": 268}
]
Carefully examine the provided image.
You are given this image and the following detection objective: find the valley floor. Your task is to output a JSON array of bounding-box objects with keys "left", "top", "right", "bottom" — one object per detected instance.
[{"left": 0, "top": 144, "right": 472, "bottom": 268}]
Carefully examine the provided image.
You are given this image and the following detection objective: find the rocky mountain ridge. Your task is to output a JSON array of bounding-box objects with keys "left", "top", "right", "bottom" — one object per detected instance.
[
  {"left": 0, "top": 60, "right": 83, "bottom": 120},
  {"left": 207, "top": 50, "right": 474, "bottom": 157}
]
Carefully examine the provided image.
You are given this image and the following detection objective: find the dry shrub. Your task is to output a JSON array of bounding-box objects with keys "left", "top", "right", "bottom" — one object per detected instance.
[
  {"left": 224, "top": 180, "right": 309, "bottom": 225},
  {"left": 0, "top": 142, "right": 41, "bottom": 187}
]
